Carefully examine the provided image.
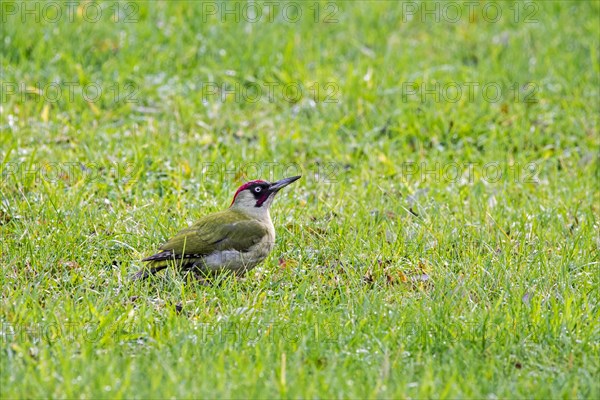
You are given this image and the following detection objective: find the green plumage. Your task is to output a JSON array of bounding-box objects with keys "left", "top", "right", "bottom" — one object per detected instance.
[
  {"left": 157, "top": 210, "right": 267, "bottom": 257},
  {"left": 134, "top": 175, "right": 300, "bottom": 280},
  {"left": 134, "top": 210, "right": 268, "bottom": 279}
]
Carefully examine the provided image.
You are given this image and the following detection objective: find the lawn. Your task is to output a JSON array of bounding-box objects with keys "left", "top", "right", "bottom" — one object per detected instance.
[{"left": 1, "top": 1, "right": 599, "bottom": 398}]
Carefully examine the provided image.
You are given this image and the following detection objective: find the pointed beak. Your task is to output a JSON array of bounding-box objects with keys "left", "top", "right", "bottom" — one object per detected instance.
[{"left": 269, "top": 175, "right": 301, "bottom": 192}]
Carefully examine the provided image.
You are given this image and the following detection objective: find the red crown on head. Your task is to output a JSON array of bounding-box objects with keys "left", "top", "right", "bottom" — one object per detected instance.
[{"left": 230, "top": 180, "right": 268, "bottom": 206}]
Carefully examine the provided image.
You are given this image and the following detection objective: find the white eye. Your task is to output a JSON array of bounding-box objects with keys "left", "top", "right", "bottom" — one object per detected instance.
[{"left": 254, "top": 187, "right": 262, "bottom": 193}]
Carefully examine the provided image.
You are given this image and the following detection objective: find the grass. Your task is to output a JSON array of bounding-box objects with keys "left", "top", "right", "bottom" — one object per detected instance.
[{"left": 1, "top": 0, "right": 599, "bottom": 398}]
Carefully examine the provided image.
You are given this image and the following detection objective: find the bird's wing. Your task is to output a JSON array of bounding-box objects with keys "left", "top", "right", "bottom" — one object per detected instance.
[
  {"left": 208, "top": 219, "right": 270, "bottom": 251},
  {"left": 142, "top": 211, "right": 268, "bottom": 262}
]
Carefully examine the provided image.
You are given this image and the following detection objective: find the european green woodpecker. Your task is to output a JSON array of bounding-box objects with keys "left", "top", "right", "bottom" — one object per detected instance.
[{"left": 133, "top": 175, "right": 301, "bottom": 280}]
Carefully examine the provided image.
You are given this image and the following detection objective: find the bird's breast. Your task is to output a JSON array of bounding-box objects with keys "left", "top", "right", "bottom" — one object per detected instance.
[{"left": 201, "top": 221, "right": 275, "bottom": 274}]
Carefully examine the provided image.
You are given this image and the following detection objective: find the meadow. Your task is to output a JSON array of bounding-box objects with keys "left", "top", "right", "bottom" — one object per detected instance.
[{"left": 1, "top": 1, "right": 599, "bottom": 398}]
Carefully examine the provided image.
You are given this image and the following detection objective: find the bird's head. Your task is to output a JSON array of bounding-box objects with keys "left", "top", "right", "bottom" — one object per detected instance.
[{"left": 229, "top": 176, "right": 301, "bottom": 218}]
